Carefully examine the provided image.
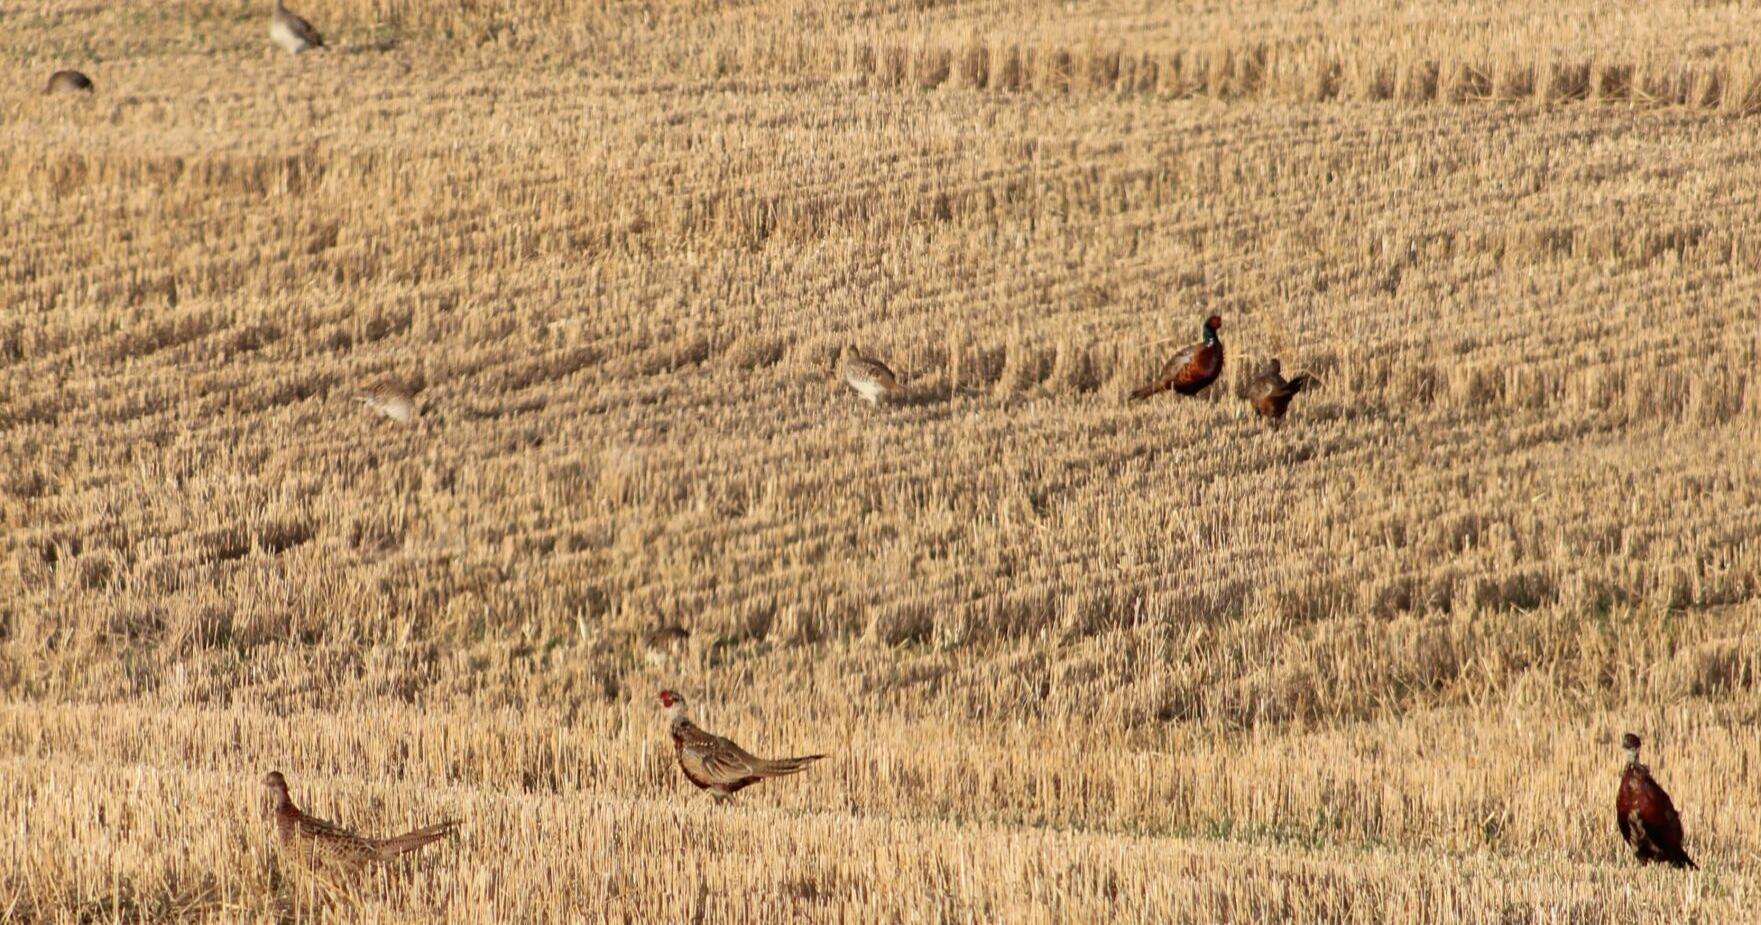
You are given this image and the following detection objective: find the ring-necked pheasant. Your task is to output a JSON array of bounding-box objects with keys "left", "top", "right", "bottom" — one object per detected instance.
[
  {"left": 261, "top": 771, "right": 456, "bottom": 875},
  {"left": 658, "top": 690, "right": 823, "bottom": 801},
  {"left": 1616, "top": 734, "right": 1697, "bottom": 870},
  {"left": 270, "top": 1, "right": 324, "bottom": 54},
  {"left": 840, "top": 345, "right": 903, "bottom": 405},
  {"left": 1245, "top": 358, "right": 1317, "bottom": 423},
  {"left": 1130, "top": 315, "right": 1223, "bottom": 401}
]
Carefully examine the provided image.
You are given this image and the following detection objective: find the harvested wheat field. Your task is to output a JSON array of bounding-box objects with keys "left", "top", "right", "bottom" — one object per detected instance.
[{"left": 3, "top": 0, "right": 1761, "bottom": 920}]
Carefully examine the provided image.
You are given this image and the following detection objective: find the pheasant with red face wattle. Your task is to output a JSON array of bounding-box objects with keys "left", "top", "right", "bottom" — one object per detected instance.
[
  {"left": 658, "top": 690, "right": 824, "bottom": 802},
  {"left": 1131, "top": 315, "right": 1224, "bottom": 401},
  {"left": 1616, "top": 733, "right": 1697, "bottom": 870}
]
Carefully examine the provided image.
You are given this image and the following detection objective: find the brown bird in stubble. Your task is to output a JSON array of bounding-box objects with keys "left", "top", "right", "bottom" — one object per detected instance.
[
  {"left": 1130, "top": 315, "right": 1224, "bottom": 401},
  {"left": 1245, "top": 358, "right": 1317, "bottom": 424},
  {"left": 658, "top": 690, "right": 823, "bottom": 802},
  {"left": 839, "top": 345, "right": 903, "bottom": 405},
  {"left": 270, "top": 0, "right": 325, "bottom": 54},
  {"left": 642, "top": 624, "right": 691, "bottom": 667},
  {"left": 44, "top": 70, "right": 94, "bottom": 94},
  {"left": 1616, "top": 734, "right": 1697, "bottom": 870},
  {"left": 260, "top": 771, "right": 456, "bottom": 875},
  {"left": 355, "top": 382, "right": 419, "bottom": 423}
]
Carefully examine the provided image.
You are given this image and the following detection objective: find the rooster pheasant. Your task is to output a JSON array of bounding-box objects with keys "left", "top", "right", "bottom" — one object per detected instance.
[
  {"left": 1616, "top": 734, "right": 1696, "bottom": 869},
  {"left": 658, "top": 690, "right": 823, "bottom": 801},
  {"left": 270, "top": 1, "right": 324, "bottom": 54},
  {"left": 261, "top": 771, "right": 455, "bottom": 875},
  {"left": 1245, "top": 359, "right": 1317, "bottom": 423},
  {"left": 1131, "top": 315, "right": 1223, "bottom": 401},
  {"left": 840, "top": 346, "right": 903, "bottom": 405}
]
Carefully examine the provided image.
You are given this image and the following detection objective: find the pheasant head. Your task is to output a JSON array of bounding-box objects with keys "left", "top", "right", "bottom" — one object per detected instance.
[
  {"left": 658, "top": 689, "right": 689, "bottom": 724},
  {"left": 261, "top": 770, "right": 292, "bottom": 817},
  {"left": 1621, "top": 733, "right": 1642, "bottom": 767}
]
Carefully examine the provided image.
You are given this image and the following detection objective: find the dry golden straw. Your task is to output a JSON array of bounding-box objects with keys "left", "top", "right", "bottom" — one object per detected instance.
[{"left": 2, "top": 0, "right": 1759, "bottom": 921}]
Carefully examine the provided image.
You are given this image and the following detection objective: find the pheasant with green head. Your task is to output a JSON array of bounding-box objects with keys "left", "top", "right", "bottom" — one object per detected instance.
[{"left": 1131, "top": 315, "right": 1224, "bottom": 401}]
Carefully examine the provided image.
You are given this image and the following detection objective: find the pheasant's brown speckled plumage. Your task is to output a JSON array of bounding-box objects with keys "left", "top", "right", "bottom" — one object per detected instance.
[
  {"left": 840, "top": 346, "right": 902, "bottom": 404},
  {"left": 261, "top": 771, "right": 455, "bottom": 875},
  {"left": 1245, "top": 359, "right": 1316, "bottom": 423},
  {"left": 643, "top": 624, "right": 691, "bottom": 665},
  {"left": 658, "top": 690, "right": 823, "bottom": 801},
  {"left": 356, "top": 383, "right": 418, "bottom": 423}
]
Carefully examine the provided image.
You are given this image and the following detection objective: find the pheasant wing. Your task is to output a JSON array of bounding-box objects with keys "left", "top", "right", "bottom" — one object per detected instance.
[
  {"left": 1246, "top": 370, "right": 1286, "bottom": 401},
  {"left": 676, "top": 728, "right": 761, "bottom": 787},
  {"left": 1625, "top": 806, "right": 1686, "bottom": 865},
  {"left": 287, "top": 12, "right": 324, "bottom": 47},
  {"left": 861, "top": 358, "right": 899, "bottom": 388},
  {"left": 701, "top": 735, "right": 767, "bottom": 781},
  {"left": 1130, "top": 343, "right": 1197, "bottom": 400},
  {"left": 1616, "top": 810, "right": 1637, "bottom": 849},
  {"left": 294, "top": 810, "right": 368, "bottom": 845},
  {"left": 845, "top": 356, "right": 899, "bottom": 392},
  {"left": 287, "top": 810, "right": 379, "bottom": 868},
  {"left": 1621, "top": 809, "right": 1655, "bottom": 855},
  {"left": 1163, "top": 343, "right": 1200, "bottom": 378},
  {"left": 1638, "top": 782, "right": 1695, "bottom": 867},
  {"left": 1623, "top": 777, "right": 1696, "bottom": 868}
]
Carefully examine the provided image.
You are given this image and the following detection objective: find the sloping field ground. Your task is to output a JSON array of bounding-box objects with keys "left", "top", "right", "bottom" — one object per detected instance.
[{"left": 2, "top": 0, "right": 1759, "bottom": 920}]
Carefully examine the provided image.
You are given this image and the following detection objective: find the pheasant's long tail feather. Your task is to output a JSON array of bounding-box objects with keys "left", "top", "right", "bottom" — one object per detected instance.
[
  {"left": 372, "top": 820, "right": 457, "bottom": 859},
  {"left": 1286, "top": 373, "right": 1317, "bottom": 394},
  {"left": 758, "top": 754, "right": 825, "bottom": 777},
  {"left": 1129, "top": 381, "right": 1162, "bottom": 401}
]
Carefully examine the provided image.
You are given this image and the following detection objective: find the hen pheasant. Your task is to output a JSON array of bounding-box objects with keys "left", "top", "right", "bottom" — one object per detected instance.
[
  {"left": 1131, "top": 315, "right": 1223, "bottom": 401},
  {"left": 356, "top": 384, "right": 418, "bottom": 423},
  {"left": 658, "top": 690, "right": 823, "bottom": 801},
  {"left": 270, "top": 1, "right": 324, "bottom": 54},
  {"left": 1245, "top": 358, "right": 1317, "bottom": 423},
  {"left": 1616, "top": 734, "right": 1696, "bottom": 869},
  {"left": 261, "top": 771, "right": 456, "bottom": 875},
  {"left": 642, "top": 624, "right": 691, "bottom": 666},
  {"left": 44, "top": 70, "right": 94, "bottom": 94},
  {"left": 840, "top": 345, "right": 903, "bottom": 405}
]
